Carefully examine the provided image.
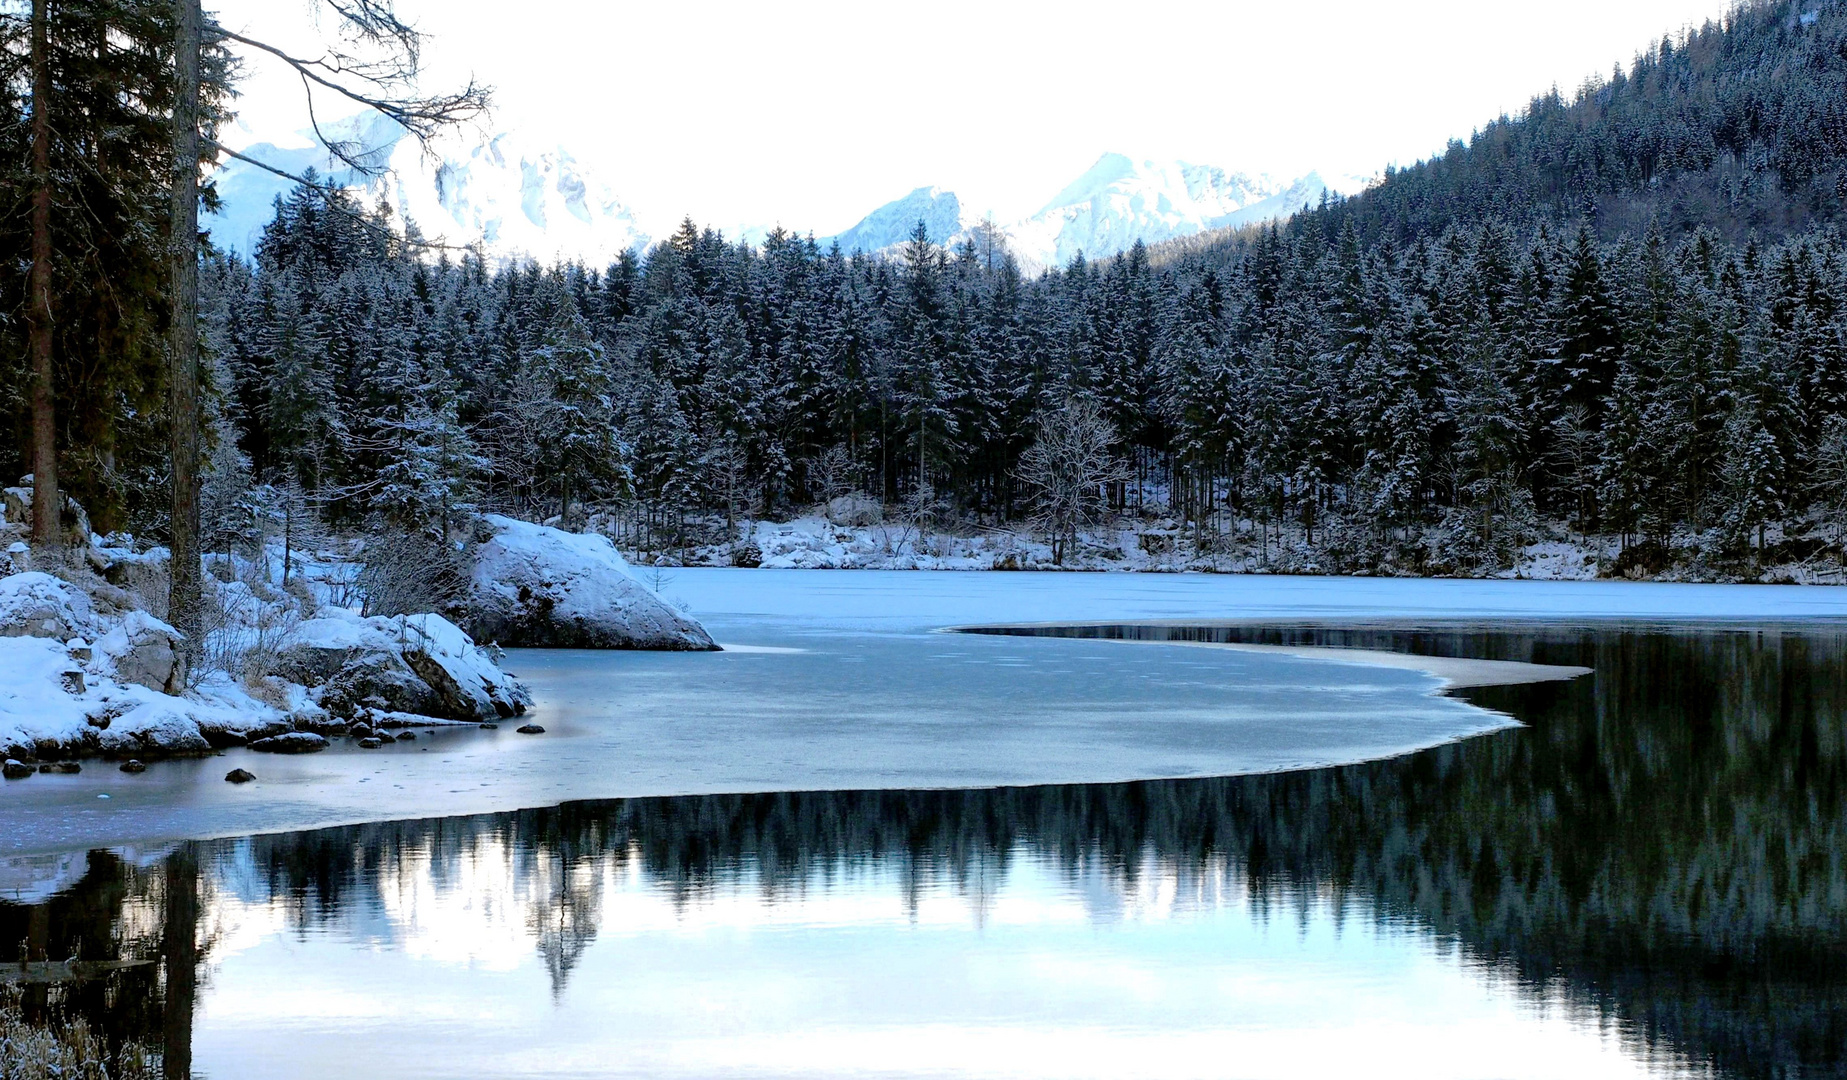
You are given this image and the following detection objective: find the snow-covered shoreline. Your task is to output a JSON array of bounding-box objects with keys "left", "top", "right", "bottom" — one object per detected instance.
[
  {"left": 628, "top": 512, "right": 1847, "bottom": 586},
  {"left": 0, "top": 569, "right": 532, "bottom": 770},
  {"left": 0, "top": 505, "right": 713, "bottom": 772}
]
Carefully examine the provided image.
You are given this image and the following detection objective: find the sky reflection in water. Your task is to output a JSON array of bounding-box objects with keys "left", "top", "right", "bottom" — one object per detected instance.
[{"left": 7, "top": 621, "right": 1844, "bottom": 1078}]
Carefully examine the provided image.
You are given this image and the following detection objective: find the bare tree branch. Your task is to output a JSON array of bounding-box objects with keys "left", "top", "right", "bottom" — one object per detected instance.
[
  {"left": 206, "top": 23, "right": 488, "bottom": 177},
  {"left": 207, "top": 138, "right": 469, "bottom": 254}
]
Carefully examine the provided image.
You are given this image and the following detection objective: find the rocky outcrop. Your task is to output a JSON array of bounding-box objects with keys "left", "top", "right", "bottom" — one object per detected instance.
[
  {"left": 97, "top": 611, "right": 181, "bottom": 693},
  {"left": 464, "top": 515, "right": 717, "bottom": 650},
  {"left": 0, "top": 572, "right": 97, "bottom": 641},
  {"left": 276, "top": 610, "right": 531, "bottom": 724},
  {"left": 0, "top": 563, "right": 531, "bottom": 764}
]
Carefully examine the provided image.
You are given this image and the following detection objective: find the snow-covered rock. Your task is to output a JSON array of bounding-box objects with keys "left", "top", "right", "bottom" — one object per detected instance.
[
  {"left": 0, "top": 478, "right": 92, "bottom": 547},
  {"left": 0, "top": 572, "right": 98, "bottom": 640},
  {"left": 278, "top": 608, "right": 531, "bottom": 723},
  {"left": 248, "top": 732, "right": 328, "bottom": 754},
  {"left": 94, "top": 610, "right": 182, "bottom": 693},
  {"left": 466, "top": 515, "right": 717, "bottom": 650},
  {"left": 2, "top": 486, "right": 30, "bottom": 529},
  {"left": 0, "top": 557, "right": 532, "bottom": 762},
  {"left": 0, "top": 629, "right": 262, "bottom": 762}
]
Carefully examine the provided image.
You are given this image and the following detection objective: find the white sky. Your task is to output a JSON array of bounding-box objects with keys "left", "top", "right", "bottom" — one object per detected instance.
[{"left": 213, "top": 0, "right": 1735, "bottom": 236}]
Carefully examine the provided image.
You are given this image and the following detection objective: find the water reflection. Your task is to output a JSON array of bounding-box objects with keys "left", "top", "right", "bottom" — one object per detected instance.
[{"left": 4, "top": 624, "right": 1845, "bottom": 1078}]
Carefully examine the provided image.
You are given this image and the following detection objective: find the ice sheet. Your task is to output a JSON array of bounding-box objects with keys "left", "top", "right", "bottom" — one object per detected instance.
[{"left": 10, "top": 569, "right": 1837, "bottom": 857}]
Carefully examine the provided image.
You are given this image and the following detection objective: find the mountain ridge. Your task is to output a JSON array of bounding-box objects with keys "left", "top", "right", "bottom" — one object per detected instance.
[{"left": 208, "top": 121, "right": 1360, "bottom": 270}]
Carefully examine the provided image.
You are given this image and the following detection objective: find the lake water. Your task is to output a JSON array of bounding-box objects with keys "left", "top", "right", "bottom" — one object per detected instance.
[{"left": 3, "top": 573, "right": 1846, "bottom": 1078}]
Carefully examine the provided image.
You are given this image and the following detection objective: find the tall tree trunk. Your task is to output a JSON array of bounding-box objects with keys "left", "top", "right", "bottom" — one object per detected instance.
[
  {"left": 27, "top": 0, "right": 60, "bottom": 552},
  {"left": 168, "top": 0, "right": 202, "bottom": 671}
]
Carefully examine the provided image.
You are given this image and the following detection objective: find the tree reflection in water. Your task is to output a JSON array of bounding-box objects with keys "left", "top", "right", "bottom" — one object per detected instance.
[{"left": 3, "top": 623, "right": 1844, "bottom": 1079}]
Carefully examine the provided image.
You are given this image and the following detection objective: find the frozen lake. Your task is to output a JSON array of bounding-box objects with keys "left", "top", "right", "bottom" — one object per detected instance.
[
  {"left": 6, "top": 617, "right": 1845, "bottom": 1079},
  {"left": 22, "top": 569, "right": 1810, "bottom": 854}
]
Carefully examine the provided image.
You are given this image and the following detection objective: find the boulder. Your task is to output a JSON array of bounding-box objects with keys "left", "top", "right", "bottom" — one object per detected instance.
[
  {"left": 1, "top": 486, "right": 29, "bottom": 529},
  {"left": 95, "top": 610, "right": 183, "bottom": 693},
  {"left": 516, "top": 723, "right": 545, "bottom": 735},
  {"left": 2, "top": 483, "right": 91, "bottom": 545},
  {"left": 276, "top": 610, "right": 530, "bottom": 724},
  {"left": 225, "top": 768, "right": 256, "bottom": 784},
  {"left": 197, "top": 716, "right": 289, "bottom": 749},
  {"left": 464, "top": 515, "right": 716, "bottom": 650},
  {"left": 398, "top": 614, "right": 530, "bottom": 721},
  {"left": 2, "top": 759, "right": 30, "bottom": 780},
  {"left": 118, "top": 759, "right": 146, "bottom": 773},
  {"left": 248, "top": 732, "right": 328, "bottom": 754}
]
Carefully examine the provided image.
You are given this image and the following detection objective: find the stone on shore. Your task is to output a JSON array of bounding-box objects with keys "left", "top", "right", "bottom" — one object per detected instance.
[{"left": 248, "top": 732, "right": 329, "bottom": 754}]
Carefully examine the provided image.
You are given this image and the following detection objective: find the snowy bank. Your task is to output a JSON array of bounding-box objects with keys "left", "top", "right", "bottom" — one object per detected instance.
[
  {"left": 631, "top": 509, "right": 1847, "bottom": 585},
  {"left": 0, "top": 572, "right": 283, "bottom": 762},
  {"left": 465, "top": 515, "right": 716, "bottom": 650},
  {"left": 0, "top": 565, "right": 531, "bottom": 767}
]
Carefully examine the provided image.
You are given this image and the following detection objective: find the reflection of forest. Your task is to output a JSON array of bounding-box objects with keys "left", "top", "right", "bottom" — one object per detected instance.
[{"left": 3, "top": 624, "right": 1843, "bottom": 1079}]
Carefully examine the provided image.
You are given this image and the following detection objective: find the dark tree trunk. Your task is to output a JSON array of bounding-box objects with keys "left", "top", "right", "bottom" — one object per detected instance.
[
  {"left": 28, "top": 0, "right": 59, "bottom": 551},
  {"left": 168, "top": 0, "right": 202, "bottom": 670},
  {"left": 160, "top": 844, "right": 199, "bottom": 1080}
]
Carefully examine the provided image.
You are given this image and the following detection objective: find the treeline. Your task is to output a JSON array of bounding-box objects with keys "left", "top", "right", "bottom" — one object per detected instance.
[{"left": 199, "top": 179, "right": 1847, "bottom": 572}]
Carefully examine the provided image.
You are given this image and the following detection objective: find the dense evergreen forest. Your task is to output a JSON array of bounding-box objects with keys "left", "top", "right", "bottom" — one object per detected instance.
[{"left": 11, "top": 0, "right": 1847, "bottom": 578}]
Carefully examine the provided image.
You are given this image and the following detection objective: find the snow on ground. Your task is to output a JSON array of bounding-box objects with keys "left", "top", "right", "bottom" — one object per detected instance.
[
  {"left": 0, "top": 510, "right": 719, "bottom": 766},
  {"left": 0, "top": 543, "right": 524, "bottom": 764}
]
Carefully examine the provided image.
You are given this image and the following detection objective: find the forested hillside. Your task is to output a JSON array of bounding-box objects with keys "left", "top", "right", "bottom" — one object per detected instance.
[
  {"left": 1313, "top": 0, "right": 1847, "bottom": 244},
  {"left": 11, "top": 0, "right": 1847, "bottom": 581}
]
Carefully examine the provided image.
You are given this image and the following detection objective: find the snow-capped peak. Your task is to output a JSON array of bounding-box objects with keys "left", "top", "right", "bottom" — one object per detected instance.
[
  {"left": 823, "top": 154, "right": 1367, "bottom": 272},
  {"left": 207, "top": 116, "right": 654, "bottom": 265}
]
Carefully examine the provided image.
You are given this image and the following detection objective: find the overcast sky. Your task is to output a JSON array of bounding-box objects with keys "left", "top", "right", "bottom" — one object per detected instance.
[{"left": 214, "top": 0, "right": 1734, "bottom": 235}]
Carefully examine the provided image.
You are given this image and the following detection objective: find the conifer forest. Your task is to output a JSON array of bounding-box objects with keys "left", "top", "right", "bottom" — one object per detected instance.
[{"left": 10, "top": 0, "right": 1847, "bottom": 578}]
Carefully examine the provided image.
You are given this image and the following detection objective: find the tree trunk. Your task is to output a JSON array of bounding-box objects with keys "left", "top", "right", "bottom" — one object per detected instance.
[
  {"left": 168, "top": 0, "right": 203, "bottom": 673},
  {"left": 27, "top": 0, "right": 59, "bottom": 552}
]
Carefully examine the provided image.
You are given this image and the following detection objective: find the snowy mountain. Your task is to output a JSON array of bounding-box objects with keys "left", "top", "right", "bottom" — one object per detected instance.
[
  {"left": 209, "top": 114, "right": 1362, "bottom": 271},
  {"left": 824, "top": 155, "right": 1369, "bottom": 271},
  {"left": 825, "top": 187, "right": 977, "bottom": 258},
  {"left": 207, "top": 116, "right": 653, "bottom": 265}
]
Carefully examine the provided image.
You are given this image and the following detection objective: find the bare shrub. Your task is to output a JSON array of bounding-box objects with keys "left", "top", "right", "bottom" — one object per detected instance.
[
  {"left": 811, "top": 444, "right": 858, "bottom": 504},
  {"left": 1017, "top": 399, "right": 1132, "bottom": 564},
  {"left": 356, "top": 529, "right": 469, "bottom": 618},
  {"left": 192, "top": 559, "right": 304, "bottom": 689}
]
